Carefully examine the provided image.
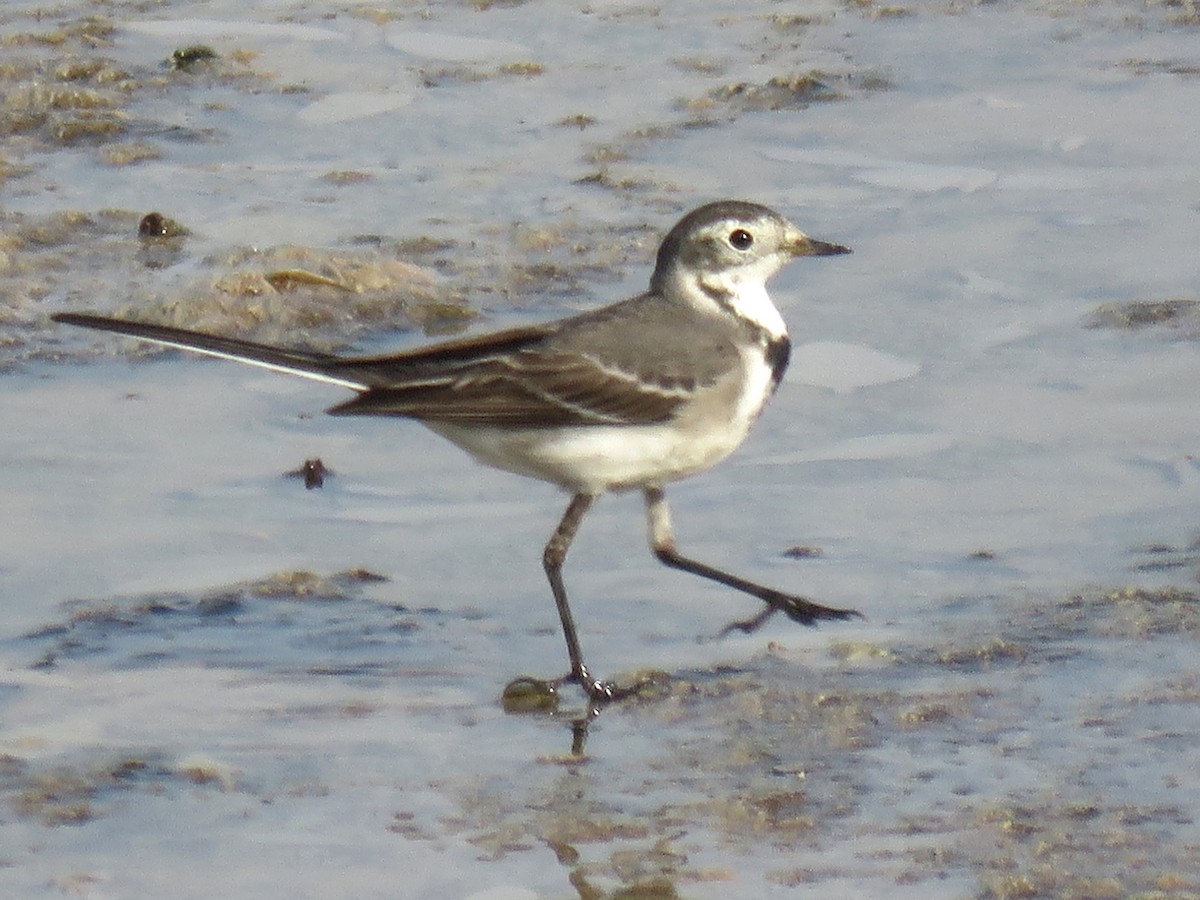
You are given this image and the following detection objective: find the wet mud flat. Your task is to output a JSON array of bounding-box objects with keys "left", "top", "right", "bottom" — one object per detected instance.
[
  {"left": 3, "top": 568, "right": 1198, "bottom": 897},
  {"left": 2, "top": 0, "right": 1200, "bottom": 896}
]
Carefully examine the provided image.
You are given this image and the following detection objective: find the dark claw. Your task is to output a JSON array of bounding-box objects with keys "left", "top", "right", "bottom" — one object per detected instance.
[
  {"left": 781, "top": 598, "right": 864, "bottom": 627},
  {"left": 555, "top": 666, "right": 619, "bottom": 709},
  {"left": 586, "top": 679, "right": 617, "bottom": 703},
  {"left": 718, "top": 594, "right": 863, "bottom": 637}
]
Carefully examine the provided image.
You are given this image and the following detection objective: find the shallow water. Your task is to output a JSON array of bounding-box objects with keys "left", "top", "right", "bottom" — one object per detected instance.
[{"left": 2, "top": 0, "right": 1200, "bottom": 897}]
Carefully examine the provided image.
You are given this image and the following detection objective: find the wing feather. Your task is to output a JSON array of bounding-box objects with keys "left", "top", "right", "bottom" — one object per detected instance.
[{"left": 329, "top": 349, "right": 688, "bottom": 426}]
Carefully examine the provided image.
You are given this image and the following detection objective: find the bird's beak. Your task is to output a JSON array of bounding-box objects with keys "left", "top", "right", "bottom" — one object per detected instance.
[{"left": 787, "top": 231, "right": 851, "bottom": 257}]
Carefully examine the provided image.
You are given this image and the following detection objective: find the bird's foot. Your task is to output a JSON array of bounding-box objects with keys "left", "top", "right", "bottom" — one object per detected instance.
[
  {"left": 718, "top": 593, "right": 863, "bottom": 637},
  {"left": 558, "top": 665, "right": 622, "bottom": 709},
  {"left": 500, "top": 666, "right": 621, "bottom": 717}
]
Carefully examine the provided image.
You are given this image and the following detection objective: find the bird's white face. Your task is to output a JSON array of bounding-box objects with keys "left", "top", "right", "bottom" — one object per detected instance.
[
  {"left": 651, "top": 202, "right": 850, "bottom": 339},
  {"left": 661, "top": 212, "right": 804, "bottom": 338}
]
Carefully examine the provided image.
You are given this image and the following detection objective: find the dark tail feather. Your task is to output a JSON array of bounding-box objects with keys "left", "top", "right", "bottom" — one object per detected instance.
[{"left": 51, "top": 312, "right": 367, "bottom": 390}]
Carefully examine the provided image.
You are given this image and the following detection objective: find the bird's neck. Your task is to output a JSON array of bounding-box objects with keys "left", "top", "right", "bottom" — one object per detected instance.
[{"left": 664, "top": 264, "right": 788, "bottom": 341}]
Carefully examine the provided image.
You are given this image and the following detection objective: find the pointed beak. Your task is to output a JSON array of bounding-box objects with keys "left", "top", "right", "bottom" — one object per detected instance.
[{"left": 787, "top": 231, "right": 851, "bottom": 257}]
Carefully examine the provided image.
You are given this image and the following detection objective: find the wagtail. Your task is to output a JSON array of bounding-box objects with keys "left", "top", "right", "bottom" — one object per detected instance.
[{"left": 53, "top": 200, "right": 861, "bottom": 703}]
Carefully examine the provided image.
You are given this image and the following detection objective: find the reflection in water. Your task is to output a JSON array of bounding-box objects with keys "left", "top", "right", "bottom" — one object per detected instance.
[{"left": 502, "top": 671, "right": 677, "bottom": 758}]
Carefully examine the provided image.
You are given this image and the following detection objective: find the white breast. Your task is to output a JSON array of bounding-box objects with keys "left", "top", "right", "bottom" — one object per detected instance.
[
  {"left": 730, "top": 339, "right": 780, "bottom": 426},
  {"left": 724, "top": 280, "right": 787, "bottom": 340}
]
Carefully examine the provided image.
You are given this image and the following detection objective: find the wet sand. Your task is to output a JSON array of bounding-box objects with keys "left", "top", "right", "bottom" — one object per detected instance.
[{"left": 3, "top": 0, "right": 1200, "bottom": 896}]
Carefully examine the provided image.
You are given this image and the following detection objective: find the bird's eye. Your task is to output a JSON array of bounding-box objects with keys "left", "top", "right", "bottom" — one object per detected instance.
[{"left": 728, "top": 229, "right": 754, "bottom": 251}]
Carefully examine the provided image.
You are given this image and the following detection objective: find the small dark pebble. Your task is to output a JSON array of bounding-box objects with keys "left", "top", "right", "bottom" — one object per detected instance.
[
  {"left": 170, "top": 45, "right": 219, "bottom": 70},
  {"left": 137, "top": 212, "right": 186, "bottom": 239},
  {"left": 285, "top": 458, "right": 332, "bottom": 490}
]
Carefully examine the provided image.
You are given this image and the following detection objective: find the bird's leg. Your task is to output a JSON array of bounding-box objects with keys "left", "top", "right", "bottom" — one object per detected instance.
[
  {"left": 544, "top": 493, "right": 614, "bottom": 704},
  {"left": 643, "top": 486, "right": 862, "bottom": 634}
]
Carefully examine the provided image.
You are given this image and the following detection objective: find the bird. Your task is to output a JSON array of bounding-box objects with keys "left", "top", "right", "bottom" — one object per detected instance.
[{"left": 52, "top": 200, "right": 861, "bottom": 704}]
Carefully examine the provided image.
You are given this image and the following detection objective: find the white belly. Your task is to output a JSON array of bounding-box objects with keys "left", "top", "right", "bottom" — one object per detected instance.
[
  {"left": 424, "top": 343, "right": 778, "bottom": 493},
  {"left": 424, "top": 419, "right": 741, "bottom": 492}
]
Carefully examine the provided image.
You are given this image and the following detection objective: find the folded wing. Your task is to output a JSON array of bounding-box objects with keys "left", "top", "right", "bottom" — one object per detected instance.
[{"left": 330, "top": 348, "right": 688, "bottom": 426}]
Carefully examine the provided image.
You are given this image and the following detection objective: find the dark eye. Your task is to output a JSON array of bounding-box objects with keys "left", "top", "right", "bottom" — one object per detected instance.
[{"left": 728, "top": 228, "right": 754, "bottom": 250}]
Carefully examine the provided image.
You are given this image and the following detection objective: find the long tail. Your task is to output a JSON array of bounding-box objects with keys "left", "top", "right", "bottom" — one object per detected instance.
[{"left": 51, "top": 312, "right": 370, "bottom": 390}]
